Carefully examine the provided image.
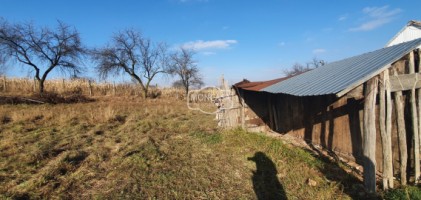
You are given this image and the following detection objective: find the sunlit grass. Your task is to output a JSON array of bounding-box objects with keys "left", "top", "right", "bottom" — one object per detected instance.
[{"left": 0, "top": 96, "right": 362, "bottom": 199}]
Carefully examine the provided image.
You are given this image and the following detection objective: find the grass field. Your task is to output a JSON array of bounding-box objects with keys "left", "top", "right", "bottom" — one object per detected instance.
[{"left": 0, "top": 96, "right": 379, "bottom": 199}]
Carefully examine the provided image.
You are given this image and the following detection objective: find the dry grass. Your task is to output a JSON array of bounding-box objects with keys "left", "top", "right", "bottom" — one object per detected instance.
[
  {"left": 0, "top": 77, "right": 183, "bottom": 99},
  {"left": 0, "top": 94, "right": 371, "bottom": 199}
]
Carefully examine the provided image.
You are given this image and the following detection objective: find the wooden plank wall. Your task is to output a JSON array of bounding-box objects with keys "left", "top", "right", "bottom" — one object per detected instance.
[{"left": 229, "top": 51, "right": 421, "bottom": 182}]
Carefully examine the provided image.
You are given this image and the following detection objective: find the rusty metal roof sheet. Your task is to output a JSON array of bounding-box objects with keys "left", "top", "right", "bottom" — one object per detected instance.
[
  {"left": 262, "top": 38, "right": 421, "bottom": 97},
  {"left": 234, "top": 77, "right": 287, "bottom": 92}
]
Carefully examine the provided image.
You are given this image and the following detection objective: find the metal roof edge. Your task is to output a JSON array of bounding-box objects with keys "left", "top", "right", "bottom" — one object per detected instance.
[
  {"left": 335, "top": 64, "right": 390, "bottom": 98},
  {"left": 336, "top": 45, "right": 421, "bottom": 98}
]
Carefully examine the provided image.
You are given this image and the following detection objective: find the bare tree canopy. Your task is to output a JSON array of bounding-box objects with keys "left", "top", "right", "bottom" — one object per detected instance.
[
  {"left": 169, "top": 47, "right": 203, "bottom": 95},
  {"left": 283, "top": 57, "right": 326, "bottom": 77},
  {"left": 0, "top": 19, "right": 85, "bottom": 93},
  {"left": 91, "top": 29, "right": 169, "bottom": 98}
]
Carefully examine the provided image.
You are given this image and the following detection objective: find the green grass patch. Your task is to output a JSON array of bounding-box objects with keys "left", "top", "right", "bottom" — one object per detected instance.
[{"left": 384, "top": 186, "right": 421, "bottom": 200}]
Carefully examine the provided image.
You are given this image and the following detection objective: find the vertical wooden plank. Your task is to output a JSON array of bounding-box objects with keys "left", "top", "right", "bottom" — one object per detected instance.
[
  {"left": 392, "top": 66, "right": 408, "bottom": 185},
  {"left": 272, "top": 97, "right": 279, "bottom": 131},
  {"left": 240, "top": 90, "right": 245, "bottom": 129},
  {"left": 418, "top": 88, "right": 421, "bottom": 183},
  {"left": 408, "top": 51, "right": 420, "bottom": 182},
  {"left": 379, "top": 70, "right": 394, "bottom": 189},
  {"left": 267, "top": 95, "right": 274, "bottom": 129},
  {"left": 418, "top": 50, "right": 421, "bottom": 184},
  {"left": 363, "top": 76, "right": 378, "bottom": 193}
]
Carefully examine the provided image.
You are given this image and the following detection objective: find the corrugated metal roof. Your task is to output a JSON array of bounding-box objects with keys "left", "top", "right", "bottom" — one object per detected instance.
[{"left": 262, "top": 38, "right": 421, "bottom": 97}]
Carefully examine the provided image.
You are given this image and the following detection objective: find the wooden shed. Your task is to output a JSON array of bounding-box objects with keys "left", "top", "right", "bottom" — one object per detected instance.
[{"left": 221, "top": 37, "right": 421, "bottom": 192}]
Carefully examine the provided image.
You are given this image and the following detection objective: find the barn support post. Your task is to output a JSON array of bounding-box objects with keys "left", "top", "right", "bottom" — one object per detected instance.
[
  {"left": 418, "top": 49, "right": 421, "bottom": 184},
  {"left": 379, "top": 70, "right": 394, "bottom": 189},
  {"left": 417, "top": 49, "right": 421, "bottom": 150},
  {"left": 363, "top": 76, "right": 378, "bottom": 193},
  {"left": 408, "top": 51, "right": 420, "bottom": 183},
  {"left": 392, "top": 66, "right": 408, "bottom": 186},
  {"left": 385, "top": 69, "right": 394, "bottom": 188}
]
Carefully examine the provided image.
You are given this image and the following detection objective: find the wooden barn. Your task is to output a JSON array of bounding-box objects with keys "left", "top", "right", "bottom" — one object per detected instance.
[{"left": 221, "top": 21, "right": 421, "bottom": 192}]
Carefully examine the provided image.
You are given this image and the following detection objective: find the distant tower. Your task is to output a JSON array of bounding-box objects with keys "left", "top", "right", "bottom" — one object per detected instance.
[{"left": 219, "top": 74, "right": 229, "bottom": 90}]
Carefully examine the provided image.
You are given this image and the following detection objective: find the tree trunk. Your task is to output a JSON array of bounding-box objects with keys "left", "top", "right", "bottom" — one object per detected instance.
[
  {"left": 184, "top": 82, "right": 189, "bottom": 98},
  {"left": 363, "top": 76, "right": 378, "bottom": 193},
  {"left": 130, "top": 74, "right": 146, "bottom": 98},
  {"left": 143, "top": 87, "right": 148, "bottom": 99},
  {"left": 38, "top": 79, "right": 45, "bottom": 94},
  {"left": 143, "top": 80, "right": 151, "bottom": 99}
]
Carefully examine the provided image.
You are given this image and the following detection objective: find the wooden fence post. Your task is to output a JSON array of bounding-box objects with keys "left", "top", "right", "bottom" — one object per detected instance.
[
  {"left": 2, "top": 76, "right": 6, "bottom": 92},
  {"left": 113, "top": 82, "right": 116, "bottom": 96},
  {"left": 379, "top": 70, "right": 394, "bottom": 189},
  {"left": 88, "top": 80, "right": 93, "bottom": 96},
  {"left": 62, "top": 78, "right": 65, "bottom": 93},
  {"left": 392, "top": 66, "right": 408, "bottom": 186},
  {"left": 408, "top": 51, "right": 420, "bottom": 183},
  {"left": 363, "top": 76, "right": 378, "bottom": 193}
]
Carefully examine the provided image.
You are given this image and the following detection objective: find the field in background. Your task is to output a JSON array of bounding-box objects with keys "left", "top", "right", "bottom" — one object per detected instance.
[
  {"left": 0, "top": 77, "right": 408, "bottom": 199},
  {"left": 0, "top": 77, "right": 184, "bottom": 99}
]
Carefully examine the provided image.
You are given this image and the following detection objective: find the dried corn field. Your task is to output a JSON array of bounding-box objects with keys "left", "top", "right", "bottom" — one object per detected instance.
[{"left": 0, "top": 77, "right": 184, "bottom": 99}]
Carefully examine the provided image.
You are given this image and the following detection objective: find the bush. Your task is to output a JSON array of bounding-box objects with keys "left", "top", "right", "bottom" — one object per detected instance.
[
  {"left": 31, "top": 91, "right": 94, "bottom": 104},
  {"left": 384, "top": 186, "right": 421, "bottom": 200},
  {"left": 147, "top": 88, "right": 162, "bottom": 99}
]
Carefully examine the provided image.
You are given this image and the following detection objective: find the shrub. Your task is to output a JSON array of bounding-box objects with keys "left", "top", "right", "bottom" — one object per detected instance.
[{"left": 384, "top": 186, "right": 421, "bottom": 200}]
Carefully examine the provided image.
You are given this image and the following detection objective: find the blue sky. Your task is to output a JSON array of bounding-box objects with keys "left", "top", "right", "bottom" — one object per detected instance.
[{"left": 1, "top": 0, "right": 420, "bottom": 86}]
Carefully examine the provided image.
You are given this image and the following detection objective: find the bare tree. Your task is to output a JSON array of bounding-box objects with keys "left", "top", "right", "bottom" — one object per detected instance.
[
  {"left": 169, "top": 47, "right": 203, "bottom": 96},
  {"left": 283, "top": 57, "right": 326, "bottom": 77},
  {"left": 307, "top": 57, "right": 326, "bottom": 68},
  {"left": 172, "top": 80, "right": 184, "bottom": 89},
  {"left": 283, "top": 62, "right": 310, "bottom": 77},
  {"left": 92, "top": 29, "right": 168, "bottom": 98},
  {"left": 0, "top": 19, "right": 85, "bottom": 93}
]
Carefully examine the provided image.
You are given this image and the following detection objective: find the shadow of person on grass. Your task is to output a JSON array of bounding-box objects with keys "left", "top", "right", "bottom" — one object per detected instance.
[{"left": 248, "top": 152, "right": 287, "bottom": 200}]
